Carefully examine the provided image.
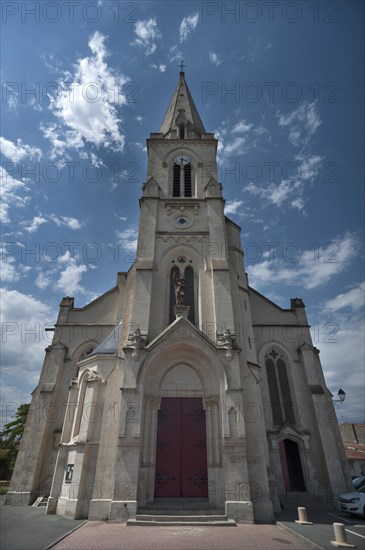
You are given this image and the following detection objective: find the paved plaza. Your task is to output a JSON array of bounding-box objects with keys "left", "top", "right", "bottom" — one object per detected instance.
[
  {"left": 1, "top": 504, "right": 364, "bottom": 550},
  {"left": 51, "top": 522, "right": 315, "bottom": 550}
]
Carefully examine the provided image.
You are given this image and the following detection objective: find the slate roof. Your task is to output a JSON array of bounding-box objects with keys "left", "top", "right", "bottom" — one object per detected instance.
[
  {"left": 159, "top": 72, "right": 206, "bottom": 136},
  {"left": 91, "top": 322, "right": 122, "bottom": 356}
]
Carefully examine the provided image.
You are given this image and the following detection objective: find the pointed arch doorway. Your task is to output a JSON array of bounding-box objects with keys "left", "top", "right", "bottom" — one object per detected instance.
[
  {"left": 154, "top": 397, "right": 208, "bottom": 498},
  {"left": 279, "top": 439, "right": 306, "bottom": 492}
]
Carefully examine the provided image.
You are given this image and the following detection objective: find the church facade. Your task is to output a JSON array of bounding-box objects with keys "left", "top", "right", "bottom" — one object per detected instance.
[{"left": 6, "top": 70, "right": 351, "bottom": 523}]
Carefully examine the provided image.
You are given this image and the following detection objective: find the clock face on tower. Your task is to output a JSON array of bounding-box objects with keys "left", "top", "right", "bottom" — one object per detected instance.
[{"left": 174, "top": 154, "right": 190, "bottom": 166}]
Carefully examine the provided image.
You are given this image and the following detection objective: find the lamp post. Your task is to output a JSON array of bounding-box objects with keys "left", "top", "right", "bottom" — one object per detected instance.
[{"left": 333, "top": 388, "right": 346, "bottom": 404}]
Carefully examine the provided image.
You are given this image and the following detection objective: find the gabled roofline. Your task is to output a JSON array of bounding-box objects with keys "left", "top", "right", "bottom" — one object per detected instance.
[
  {"left": 71, "top": 285, "right": 119, "bottom": 311},
  {"left": 248, "top": 285, "right": 293, "bottom": 313},
  {"left": 147, "top": 316, "right": 216, "bottom": 352}
]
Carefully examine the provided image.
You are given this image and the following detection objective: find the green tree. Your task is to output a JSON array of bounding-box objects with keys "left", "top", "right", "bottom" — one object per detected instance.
[{"left": 0, "top": 404, "right": 30, "bottom": 470}]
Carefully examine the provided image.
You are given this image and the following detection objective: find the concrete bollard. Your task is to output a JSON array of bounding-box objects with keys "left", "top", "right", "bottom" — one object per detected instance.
[
  {"left": 330, "top": 523, "right": 356, "bottom": 548},
  {"left": 295, "top": 506, "right": 313, "bottom": 525}
]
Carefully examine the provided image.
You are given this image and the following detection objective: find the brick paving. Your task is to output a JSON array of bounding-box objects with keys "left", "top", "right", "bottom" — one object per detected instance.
[{"left": 51, "top": 522, "right": 316, "bottom": 550}]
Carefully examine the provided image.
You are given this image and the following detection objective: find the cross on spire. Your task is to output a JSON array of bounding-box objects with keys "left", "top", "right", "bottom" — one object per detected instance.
[{"left": 179, "top": 60, "right": 186, "bottom": 74}]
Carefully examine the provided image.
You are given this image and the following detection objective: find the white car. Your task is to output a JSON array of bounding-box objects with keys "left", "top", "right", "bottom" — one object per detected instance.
[
  {"left": 339, "top": 486, "right": 365, "bottom": 516},
  {"left": 352, "top": 476, "right": 365, "bottom": 490}
]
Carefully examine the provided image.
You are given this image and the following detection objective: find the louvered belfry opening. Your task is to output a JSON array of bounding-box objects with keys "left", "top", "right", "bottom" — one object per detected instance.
[
  {"left": 172, "top": 162, "right": 192, "bottom": 197},
  {"left": 173, "top": 163, "right": 180, "bottom": 197},
  {"left": 184, "top": 163, "right": 192, "bottom": 197}
]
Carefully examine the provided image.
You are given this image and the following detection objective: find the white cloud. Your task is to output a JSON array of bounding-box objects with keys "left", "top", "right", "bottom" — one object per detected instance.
[
  {"left": 0, "top": 166, "right": 29, "bottom": 224},
  {"left": 180, "top": 13, "right": 199, "bottom": 42},
  {"left": 2, "top": 84, "right": 18, "bottom": 111},
  {"left": 33, "top": 248, "right": 91, "bottom": 296},
  {"left": 55, "top": 262, "right": 88, "bottom": 295},
  {"left": 134, "top": 142, "right": 147, "bottom": 152},
  {"left": 248, "top": 233, "right": 358, "bottom": 290},
  {"left": 231, "top": 120, "right": 253, "bottom": 134},
  {"left": 0, "top": 288, "right": 56, "bottom": 408},
  {"left": 44, "top": 31, "right": 128, "bottom": 159},
  {"left": 40, "top": 123, "right": 84, "bottom": 163},
  {"left": 216, "top": 119, "right": 268, "bottom": 161},
  {"left": 277, "top": 102, "right": 321, "bottom": 147},
  {"left": 20, "top": 214, "right": 83, "bottom": 233},
  {"left": 116, "top": 226, "right": 138, "bottom": 242},
  {"left": 0, "top": 250, "right": 30, "bottom": 283},
  {"left": 136, "top": 116, "right": 143, "bottom": 124},
  {"left": 323, "top": 282, "right": 365, "bottom": 313},
  {"left": 23, "top": 215, "right": 48, "bottom": 233},
  {"left": 133, "top": 18, "right": 161, "bottom": 55},
  {"left": 224, "top": 136, "right": 247, "bottom": 156},
  {"left": 268, "top": 179, "right": 300, "bottom": 208},
  {"left": 0, "top": 138, "right": 44, "bottom": 224},
  {"left": 209, "top": 52, "right": 222, "bottom": 66},
  {"left": 151, "top": 63, "right": 166, "bottom": 72},
  {"left": 49, "top": 214, "right": 83, "bottom": 230},
  {"left": 224, "top": 200, "right": 244, "bottom": 215},
  {"left": 0, "top": 137, "right": 42, "bottom": 163},
  {"left": 0, "top": 259, "right": 18, "bottom": 282},
  {"left": 317, "top": 312, "right": 365, "bottom": 423},
  {"left": 168, "top": 45, "right": 183, "bottom": 63},
  {"left": 35, "top": 271, "right": 52, "bottom": 290},
  {"left": 62, "top": 217, "right": 82, "bottom": 230},
  {"left": 245, "top": 154, "right": 324, "bottom": 212},
  {"left": 116, "top": 226, "right": 138, "bottom": 259}
]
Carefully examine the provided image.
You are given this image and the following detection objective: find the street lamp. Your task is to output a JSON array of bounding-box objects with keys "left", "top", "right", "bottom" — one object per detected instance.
[{"left": 333, "top": 388, "right": 346, "bottom": 403}]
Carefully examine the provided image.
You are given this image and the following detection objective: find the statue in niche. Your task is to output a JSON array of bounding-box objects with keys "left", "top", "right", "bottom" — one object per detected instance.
[{"left": 174, "top": 273, "right": 186, "bottom": 305}]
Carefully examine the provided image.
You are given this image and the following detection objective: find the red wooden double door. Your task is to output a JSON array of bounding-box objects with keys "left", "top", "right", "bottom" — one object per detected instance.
[{"left": 155, "top": 397, "right": 208, "bottom": 498}]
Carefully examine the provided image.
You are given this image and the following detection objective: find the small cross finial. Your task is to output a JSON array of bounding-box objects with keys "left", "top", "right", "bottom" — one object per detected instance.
[{"left": 179, "top": 60, "right": 186, "bottom": 73}]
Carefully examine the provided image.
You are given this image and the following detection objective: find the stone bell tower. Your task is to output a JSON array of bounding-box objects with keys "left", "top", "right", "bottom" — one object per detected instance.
[{"left": 113, "top": 65, "right": 274, "bottom": 523}]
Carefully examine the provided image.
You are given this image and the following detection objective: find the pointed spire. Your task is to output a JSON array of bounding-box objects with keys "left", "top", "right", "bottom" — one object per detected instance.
[{"left": 159, "top": 65, "right": 206, "bottom": 138}]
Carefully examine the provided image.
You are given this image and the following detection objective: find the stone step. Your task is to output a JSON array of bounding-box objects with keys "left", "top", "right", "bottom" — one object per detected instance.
[
  {"left": 136, "top": 514, "right": 228, "bottom": 522},
  {"left": 140, "top": 499, "right": 220, "bottom": 511},
  {"left": 32, "top": 497, "right": 47, "bottom": 507},
  {"left": 127, "top": 516, "right": 236, "bottom": 527},
  {"left": 138, "top": 508, "right": 225, "bottom": 515}
]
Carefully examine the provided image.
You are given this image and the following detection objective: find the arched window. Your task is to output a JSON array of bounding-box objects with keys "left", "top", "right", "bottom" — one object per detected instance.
[
  {"left": 265, "top": 350, "right": 296, "bottom": 425},
  {"left": 179, "top": 125, "right": 185, "bottom": 139},
  {"left": 78, "top": 346, "right": 94, "bottom": 362}
]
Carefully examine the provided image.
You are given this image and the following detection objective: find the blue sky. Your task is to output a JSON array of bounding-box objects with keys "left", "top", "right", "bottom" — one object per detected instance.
[{"left": 1, "top": 1, "right": 364, "bottom": 424}]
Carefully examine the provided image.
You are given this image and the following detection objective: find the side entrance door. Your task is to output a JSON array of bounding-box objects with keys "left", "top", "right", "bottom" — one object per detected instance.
[
  {"left": 279, "top": 439, "right": 306, "bottom": 491},
  {"left": 155, "top": 397, "right": 208, "bottom": 498}
]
